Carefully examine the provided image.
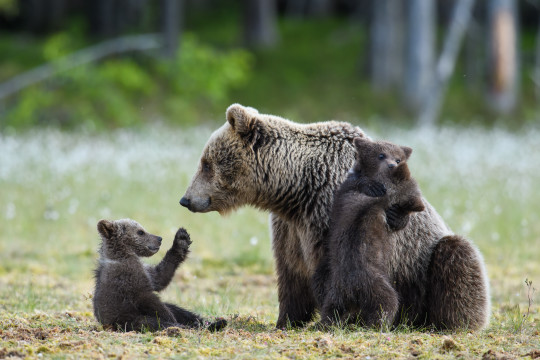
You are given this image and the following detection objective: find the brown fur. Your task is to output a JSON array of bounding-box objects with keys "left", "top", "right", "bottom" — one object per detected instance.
[
  {"left": 93, "top": 219, "right": 226, "bottom": 332},
  {"left": 318, "top": 138, "right": 425, "bottom": 328},
  {"left": 180, "top": 104, "right": 490, "bottom": 330}
]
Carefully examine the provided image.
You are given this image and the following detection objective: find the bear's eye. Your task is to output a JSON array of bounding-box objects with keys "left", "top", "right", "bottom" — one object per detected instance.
[
  {"left": 396, "top": 159, "right": 401, "bottom": 164},
  {"left": 378, "top": 154, "right": 385, "bottom": 160},
  {"left": 137, "top": 230, "right": 144, "bottom": 236}
]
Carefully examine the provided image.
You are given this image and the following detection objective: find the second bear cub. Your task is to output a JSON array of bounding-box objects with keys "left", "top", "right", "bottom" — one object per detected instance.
[
  {"left": 93, "top": 219, "right": 226, "bottom": 332},
  {"left": 319, "top": 137, "right": 425, "bottom": 328}
]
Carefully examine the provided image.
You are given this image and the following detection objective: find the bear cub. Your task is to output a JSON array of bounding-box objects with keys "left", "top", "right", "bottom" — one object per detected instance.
[
  {"left": 93, "top": 218, "right": 226, "bottom": 332},
  {"left": 318, "top": 137, "right": 425, "bottom": 328}
]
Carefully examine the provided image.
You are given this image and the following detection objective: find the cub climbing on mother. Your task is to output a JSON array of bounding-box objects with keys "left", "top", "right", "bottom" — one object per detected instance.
[{"left": 180, "top": 103, "right": 490, "bottom": 331}]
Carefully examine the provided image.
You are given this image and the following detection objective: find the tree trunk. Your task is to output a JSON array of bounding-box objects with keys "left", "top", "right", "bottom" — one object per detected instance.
[
  {"left": 403, "top": 0, "right": 436, "bottom": 113},
  {"left": 534, "top": 9, "right": 540, "bottom": 100},
  {"left": 370, "top": 0, "right": 405, "bottom": 92},
  {"left": 285, "top": 0, "right": 308, "bottom": 18},
  {"left": 161, "top": 0, "right": 182, "bottom": 58},
  {"left": 307, "top": 0, "right": 332, "bottom": 17},
  {"left": 89, "top": 0, "right": 116, "bottom": 36},
  {"left": 465, "top": 18, "right": 482, "bottom": 91},
  {"left": 243, "top": 0, "right": 278, "bottom": 49},
  {"left": 486, "top": 0, "right": 519, "bottom": 114},
  {"left": 418, "top": 0, "right": 476, "bottom": 126}
]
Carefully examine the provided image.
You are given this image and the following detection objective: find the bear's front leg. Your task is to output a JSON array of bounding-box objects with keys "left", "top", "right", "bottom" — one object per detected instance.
[
  {"left": 271, "top": 216, "right": 316, "bottom": 329},
  {"left": 275, "top": 258, "right": 316, "bottom": 329},
  {"left": 147, "top": 227, "right": 191, "bottom": 292},
  {"left": 311, "top": 255, "right": 331, "bottom": 308}
]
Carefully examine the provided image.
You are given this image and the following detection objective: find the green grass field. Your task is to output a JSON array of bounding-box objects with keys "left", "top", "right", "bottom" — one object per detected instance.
[{"left": 1, "top": 122, "right": 539, "bottom": 359}]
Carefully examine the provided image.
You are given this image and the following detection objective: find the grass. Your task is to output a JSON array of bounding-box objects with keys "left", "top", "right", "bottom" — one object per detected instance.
[{"left": 0, "top": 122, "right": 539, "bottom": 359}]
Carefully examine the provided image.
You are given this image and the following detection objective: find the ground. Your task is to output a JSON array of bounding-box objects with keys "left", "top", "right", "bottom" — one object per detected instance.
[{"left": 0, "top": 123, "right": 538, "bottom": 359}]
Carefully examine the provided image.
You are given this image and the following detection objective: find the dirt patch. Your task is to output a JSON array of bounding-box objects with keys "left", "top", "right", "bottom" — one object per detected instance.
[
  {"left": 1, "top": 326, "right": 61, "bottom": 342},
  {"left": 482, "top": 349, "right": 515, "bottom": 360},
  {"left": 524, "top": 350, "right": 540, "bottom": 359},
  {"left": 0, "top": 347, "right": 26, "bottom": 359}
]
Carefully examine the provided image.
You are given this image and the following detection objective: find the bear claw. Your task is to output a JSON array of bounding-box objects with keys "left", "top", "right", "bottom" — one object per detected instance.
[{"left": 173, "top": 228, "right": 192, "bottom": 250}]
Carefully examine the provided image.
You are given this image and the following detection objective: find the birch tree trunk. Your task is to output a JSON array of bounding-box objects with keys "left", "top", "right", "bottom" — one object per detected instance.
[
  {"left": 418, "top": 0, "right": 476, "bottom": 126},
  {"left": 161, "top": 0, "right": 182, "bottom": 58},
  {"left": 534, "top": 10, "right": 540, "bottom": 100},
  {"left": 486, "top": 0, "right": 519, "bottom": 114},
  {"left": 403, "top": 0, "right": 435, "bottom": 113},
  {"left": 243, "top": 0, "right": 278, "bottom": 49},
  {"left": 370, "top": 0, "right": 404, "bottom": 92}
]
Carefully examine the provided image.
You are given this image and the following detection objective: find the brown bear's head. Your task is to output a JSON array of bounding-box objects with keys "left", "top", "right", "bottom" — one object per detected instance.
[
  {"left": 181, "top": 103, "right": 364, "bottom": 216},
  {"left": 97, "top": 219, "right": 163, "bottom": 259},
  {"left": 351, "top": 137, "right": 412, "bottom": 182},
  {"left": 180, "top": 104, "right": 263, "bottom": 214}
]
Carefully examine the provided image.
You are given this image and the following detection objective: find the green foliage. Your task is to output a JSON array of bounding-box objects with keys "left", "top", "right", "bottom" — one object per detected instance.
[
  {"left": 0, "top": 0, "right": 17, "bottom": 17},
  {"left": 159, "top": 35, "right": 253, "bottom": 125},
  {"left": 1, "top": 32, "right": 253, "bottom": 130}
]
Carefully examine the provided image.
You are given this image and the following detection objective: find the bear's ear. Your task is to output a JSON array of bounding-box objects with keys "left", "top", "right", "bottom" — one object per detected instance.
[
  {"left": 226, "top": 103, "right": 263, "bottom": 151},
  {"left": 97, "top": 219, "right": 116, "bottom": 239},
  {"left": 244, "top": 106, "right": 259, "bottom": 114},
  {"left": 226, "top": 104, "right": 258, "bottom": 137},
  {"left": 401, "top": 146, "right": 413, "bottom": 160},
  {"left": 353, "top": 137, "right": 371, "bottom": 153}
]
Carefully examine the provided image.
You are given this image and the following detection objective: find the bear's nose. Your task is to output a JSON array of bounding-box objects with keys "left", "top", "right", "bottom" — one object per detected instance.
[
  {"left": 180, "top": 197, "right": 191, "bottom": 209},
  {"left": 388, "top": 163, "right": 396, "bottom": 169},
  {"left": 157, "top": 237, "right": 162, "bottom": 244}
]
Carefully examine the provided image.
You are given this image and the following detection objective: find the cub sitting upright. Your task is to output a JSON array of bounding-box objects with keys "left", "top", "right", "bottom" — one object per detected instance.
[
  {"left": 318, "top": 137, "right": 425, "bottom": 328},
  {"left": 93, "top": 219, "right": 226, "bottom": 332}
]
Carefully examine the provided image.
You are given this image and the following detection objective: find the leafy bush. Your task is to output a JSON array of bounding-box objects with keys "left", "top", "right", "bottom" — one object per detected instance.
[{"left": 1, "top": 32, "right": 253, "bottom": 130}]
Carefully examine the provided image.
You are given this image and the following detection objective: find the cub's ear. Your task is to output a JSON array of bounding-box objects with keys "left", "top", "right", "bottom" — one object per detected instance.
[
  {"left": 226, "top": 103, "right": 263, "bottom": 150},
  {"left": 401, "top": 146, "right": 413, "bottom": 160},
  {"left": 353, "top": 137, "right": 371, "bottom": 152},
  {"left": 97, "top": 219, "right": 116, "bottom": 239}
]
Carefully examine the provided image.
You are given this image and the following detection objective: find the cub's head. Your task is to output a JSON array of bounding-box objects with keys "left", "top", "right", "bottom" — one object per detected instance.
[
  {"left": 180, "top": 104, "right": 263, "bottom": 214},
  {"left": 351, "top": 137, "right": 412, "bottom": 181},
  {"left": 97, "top": 219, "right": 162, "bottom": 258}
]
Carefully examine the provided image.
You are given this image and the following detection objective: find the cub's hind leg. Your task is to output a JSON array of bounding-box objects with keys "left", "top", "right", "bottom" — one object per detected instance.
[
  {"left": 164, "top": 303, "right": 203, "bottom": 328},
  {"left": 320, "top": 268, "right": 398, "bottom": 329},
  {"left": 127, "top": 315, "right": 177, "bottom": 332}
]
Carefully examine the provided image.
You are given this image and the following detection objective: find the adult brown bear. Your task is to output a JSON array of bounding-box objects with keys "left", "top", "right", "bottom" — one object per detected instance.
[{"left": 180, "top": 104, "right": 490, "bottom": 330}]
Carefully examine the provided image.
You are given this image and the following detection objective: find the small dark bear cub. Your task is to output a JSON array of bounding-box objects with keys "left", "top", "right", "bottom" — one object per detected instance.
[
  {"left": 318, "top": 137, "right": 425, "bottom": 328},
  {"left": 93, "top": 219, "right": 226, "bottom": 332}
]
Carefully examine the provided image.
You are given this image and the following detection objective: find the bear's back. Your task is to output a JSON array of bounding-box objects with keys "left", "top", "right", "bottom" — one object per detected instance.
[{"left": 389, "top": 201, "right": 450, "bottom": 283}]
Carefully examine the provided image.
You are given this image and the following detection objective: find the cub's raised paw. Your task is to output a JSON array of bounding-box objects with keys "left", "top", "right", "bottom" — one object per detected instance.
[
  {"left": 173, "top": 228, "right": 192, "bottom": 250},
  {"left": 364, "top": 180, "right": 387, "bottom": 197}
]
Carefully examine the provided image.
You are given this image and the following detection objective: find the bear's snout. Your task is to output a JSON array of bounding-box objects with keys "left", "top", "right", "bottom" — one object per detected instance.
[
  {"left": 180, "top": 196, "right": 211, "bottom": 213},
  {"left": 180, "top": 197, "right": 191, "bottom": 209},
  {"left": 146, "top": 235, "right": 162, "bottom": 254}
]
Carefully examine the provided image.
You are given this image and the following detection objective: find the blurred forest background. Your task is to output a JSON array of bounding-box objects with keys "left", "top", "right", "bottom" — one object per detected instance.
[{"left": 0, "top": 0, "right": 539, "bottom": 131}]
